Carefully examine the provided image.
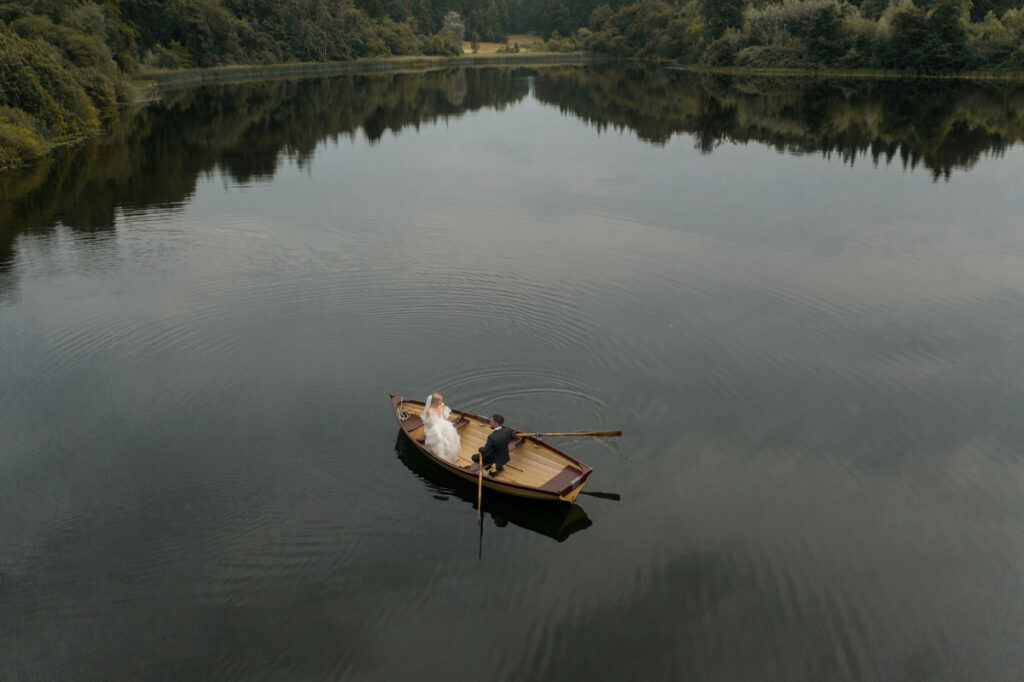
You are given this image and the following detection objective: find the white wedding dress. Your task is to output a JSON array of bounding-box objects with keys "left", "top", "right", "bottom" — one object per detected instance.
[{"left": 422, "top": 395, "right": 461, "bottom": 463}]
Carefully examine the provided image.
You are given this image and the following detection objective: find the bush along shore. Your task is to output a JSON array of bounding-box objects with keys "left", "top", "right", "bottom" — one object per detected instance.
[{"left": 4, "top": 0, "right": 1024, "bottom": 170}]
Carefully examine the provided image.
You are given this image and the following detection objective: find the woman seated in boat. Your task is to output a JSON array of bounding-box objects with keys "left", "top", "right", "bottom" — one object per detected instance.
[{"left": 422, "top": 392, "right": 461, "bottom": 463}]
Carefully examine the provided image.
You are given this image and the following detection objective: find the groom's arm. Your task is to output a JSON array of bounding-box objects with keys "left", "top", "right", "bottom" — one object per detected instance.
[{"left": 478, "top": 432, "right": 496, "bottom": 457}]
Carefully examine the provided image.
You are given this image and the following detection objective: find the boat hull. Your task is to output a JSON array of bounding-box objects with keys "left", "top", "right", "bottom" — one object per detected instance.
[{"left": 394, "top": 433, "right": 593, "bottom": 540}]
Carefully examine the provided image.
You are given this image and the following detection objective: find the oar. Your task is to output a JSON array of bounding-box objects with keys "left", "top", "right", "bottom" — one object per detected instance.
[
  {"left": 516, "top": 430, "right": 622, "bottom": 438},
  {"left": 477, "top": 464, "right": 483, "bottom": 523}
]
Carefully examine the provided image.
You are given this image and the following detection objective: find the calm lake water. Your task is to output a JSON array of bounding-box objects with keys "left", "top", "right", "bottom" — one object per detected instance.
[{"left": 2, "top": 65, "right": 1024, "bottom": 681}]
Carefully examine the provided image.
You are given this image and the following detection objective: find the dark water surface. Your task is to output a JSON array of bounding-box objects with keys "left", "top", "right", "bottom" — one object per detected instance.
[{"left": 2, "top": 66, "right": 1024, "bottom": 681}]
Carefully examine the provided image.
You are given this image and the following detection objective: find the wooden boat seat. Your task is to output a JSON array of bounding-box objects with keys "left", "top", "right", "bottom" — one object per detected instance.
[
  {"left": 539, "top": 466, "right": 585, "bottom": 495},
  {"left": 402, "top": 414, "right": 423, "bottom": 433}
]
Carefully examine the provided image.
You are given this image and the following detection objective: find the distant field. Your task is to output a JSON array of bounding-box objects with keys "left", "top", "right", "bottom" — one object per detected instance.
[{"left": 463, "top": 34, "right": 545, "bottom": 54}]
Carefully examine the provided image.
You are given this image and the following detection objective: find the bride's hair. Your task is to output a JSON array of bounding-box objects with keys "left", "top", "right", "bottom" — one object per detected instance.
[{"left": 430, "top": 392, "right": 443, "bottom": 404}]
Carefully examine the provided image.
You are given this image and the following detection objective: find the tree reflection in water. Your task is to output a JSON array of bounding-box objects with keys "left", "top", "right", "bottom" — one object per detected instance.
[
  {"left": 532, "top": 65, "right": 1024, "bottom": 180},
  {"left": 4, "top": 64, "right": 1024, "bottom": 272}
]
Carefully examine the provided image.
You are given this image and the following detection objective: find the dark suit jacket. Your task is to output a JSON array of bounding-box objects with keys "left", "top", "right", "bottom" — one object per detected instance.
[{"left": 478, "top": 426, "right": 514, "bottom": 467}]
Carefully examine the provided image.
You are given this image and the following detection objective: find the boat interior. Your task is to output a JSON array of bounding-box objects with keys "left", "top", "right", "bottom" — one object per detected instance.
[{"left": 398, "top": 400, "right": 580, "bottom": 489}]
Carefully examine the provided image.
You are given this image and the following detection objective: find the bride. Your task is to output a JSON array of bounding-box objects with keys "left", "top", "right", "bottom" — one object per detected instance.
[{"left": 422, "top": 392, "right": 461, "bottom": 463}]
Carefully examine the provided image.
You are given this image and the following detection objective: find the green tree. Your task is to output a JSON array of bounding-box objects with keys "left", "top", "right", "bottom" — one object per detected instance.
[
  {"left": 888, "top": 0, "right": 968, "bottom": 71},
  {"left": 700, "top": 0, "right": 743, "bottom": 40},
  {"left": 807, "top": 3, "right": 844, "bottom": 63},
  {"left": 443, "top": 10, "right": 465, "bottom": 46},
  {"left": 928, "top": 0, "right": 969, "bottom": 70},
  {"left": 888, "top": 2, "right": 930, "bottom": 70}
]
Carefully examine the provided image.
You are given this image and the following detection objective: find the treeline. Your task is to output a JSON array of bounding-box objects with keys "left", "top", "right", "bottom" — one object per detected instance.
[
  {"left": 581, "top": 0, "right": 1024, "bottom": 72},
  {"left": 0, "top": 0, "right": 474, "bottom": 170},
  {"left": 5, "top": 0, "right": 1024, "bottom": 171}
]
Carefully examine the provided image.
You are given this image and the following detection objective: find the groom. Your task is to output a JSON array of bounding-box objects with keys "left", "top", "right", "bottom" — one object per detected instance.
[{"left": 472, "top": 414, "right": 514, "bottom": 475}]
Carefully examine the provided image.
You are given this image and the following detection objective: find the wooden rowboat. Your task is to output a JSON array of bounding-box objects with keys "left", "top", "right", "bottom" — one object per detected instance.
[{"left": 390, "top": 393, "right": 593, "bottom": 503}]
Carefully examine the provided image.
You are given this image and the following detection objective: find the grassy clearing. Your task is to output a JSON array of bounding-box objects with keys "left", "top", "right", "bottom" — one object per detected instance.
[{"left": 463, "top": 34, "right": 547, "bottom": 54}]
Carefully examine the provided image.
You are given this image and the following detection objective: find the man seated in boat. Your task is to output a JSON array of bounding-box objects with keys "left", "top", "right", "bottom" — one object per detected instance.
[{"left": 471, "top": 414, "right": 513, "bottom": 475}]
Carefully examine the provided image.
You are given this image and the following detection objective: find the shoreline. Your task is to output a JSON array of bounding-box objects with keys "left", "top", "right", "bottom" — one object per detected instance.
[
  {"left": 133, "top": 56, "right": 1024, "bottom": 98},
  {"left": 132, "top": 55, "right": 1024, "bottom": 103},
  {"left": 671, "top": 64, "right": 1024, "bottom": 82},
  {"left": 134, "top": 53, "right": 605, "bottom": 91}
]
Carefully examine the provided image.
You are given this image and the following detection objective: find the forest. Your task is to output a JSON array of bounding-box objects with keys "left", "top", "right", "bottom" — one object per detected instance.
[{"left": 3, "top": 0, "right": 1024, "bottom": 169}]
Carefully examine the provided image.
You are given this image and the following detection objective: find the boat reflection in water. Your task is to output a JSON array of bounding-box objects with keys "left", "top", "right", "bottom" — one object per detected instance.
[{"left": 394, "top": 432, "right": 593, "bottom": 543}]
